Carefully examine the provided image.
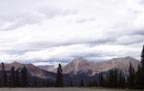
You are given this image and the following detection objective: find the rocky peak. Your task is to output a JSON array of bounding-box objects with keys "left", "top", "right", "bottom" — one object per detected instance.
[{"left": 71, "top": 57, "right": 89, "bottom": 65}]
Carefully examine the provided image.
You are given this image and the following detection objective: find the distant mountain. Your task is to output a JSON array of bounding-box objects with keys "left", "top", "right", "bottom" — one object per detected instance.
[
  {"left": 38, "top": 65, "right": 56, "bottom": 72},
  {"left": 0, "top": 57, "right": 139, "bottom": 87},
  {"left": 0, "top": 62, "right": 56, "bottom": 79},
  {"left": 63, "top": 57, "right": 93, "bottom": 75},
  {"left": 62, "top": 57, "right": 140, "bottom": 76},
  {"left": 35, "top": 56, "right": 140, "bottom": 76}
]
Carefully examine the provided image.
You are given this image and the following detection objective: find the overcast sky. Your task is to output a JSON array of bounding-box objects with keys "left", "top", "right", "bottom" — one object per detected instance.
[{"left": 0, "top": 0, "right": 144, "bottom": 65}]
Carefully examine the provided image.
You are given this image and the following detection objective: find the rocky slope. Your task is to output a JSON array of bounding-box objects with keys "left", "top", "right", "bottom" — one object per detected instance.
[
  {"left": 38, "top": 65, "right": 56, "bottom": 72},
  {"left": 62, "top": 57, "right": 140, "bottom": 76},
  {"left": 37, "top": 57, "right": 140, "bottom": 76},
  {"left": 0, "top": 62, "right": 56, "bottom": 79}
]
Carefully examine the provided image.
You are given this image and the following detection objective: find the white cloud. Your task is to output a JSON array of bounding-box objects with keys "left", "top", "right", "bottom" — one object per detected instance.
[
  {"left": 0, "top": 44, "right": 141, "bottom": 64},
  {"left": 0, "top": 0, "right": 143, "bottom": 65}
]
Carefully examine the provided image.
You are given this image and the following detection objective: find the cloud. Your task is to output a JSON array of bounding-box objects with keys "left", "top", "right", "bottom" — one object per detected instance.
[
  {"left": 132, "top": 30, "right": 144, "bottom": 36},
  {"left": 74, "top": 18, "right": 95, "bottom": 23},
  {"left": 38, "top": 7, "right": 78, "bottom": 18},
  {"left": 0, "top": 14, "right": 41, "bottom": 31},
  {"left": 0, "top": 0, "right": 78, "bottom": 31},
  {"left": 0, "top": 0, "right": 143, "bottom": 65},
  {"left": 0, "top": 44, "right": 141, "bottom": 64}
]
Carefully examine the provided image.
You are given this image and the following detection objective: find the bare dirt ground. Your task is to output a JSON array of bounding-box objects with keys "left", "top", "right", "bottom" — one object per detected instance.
[{"left": 0, "top": 88, "right": 132, "bottom": 91}]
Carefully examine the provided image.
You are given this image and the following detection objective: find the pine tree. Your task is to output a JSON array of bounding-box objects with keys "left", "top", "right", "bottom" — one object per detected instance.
[
  {"left": 1, "top": 63, "right": 7, "bottom": 87},
  {"left": 70, "top": 81, "right": 73, "bottom": 87},
  {"left": 104, "top": 73, "right": 109, "bottom": 87},
  {"left": 107, "top": 69, "right": 118, "bottom": 88},
  {"left": 80, "top": 79, "right": 84, "bottom": 87},
  {"left": 127, "top": 62, "right": 135, "bottom": 89},
  {"left": 10, "top": 66, "right": 16, "bottom": 87},
  {"left": 118, "top": 70, "right": 126, "bottom": 88},
  {"left": 107, "top": 70, "right": 114, "bottom": 88},
  {"left": 42, "top": 79, "right": 47, "bottom": 87},
  {"left": 135, "top": 45, "right": 144, "bottom": 89},
  {"left": 98, "top": 72, "right": 104, "bottom": 87},
  {"left": 55, "top": 64, "right": 63, "bottom": 87},
  {"left": 0, "top": 73, "right": 2, "bottom": 87},
  {"left": 21, "top": 66, "right": 28, "bottom": 87},
  {"left": 141, "top": 45, "right": 144, "bottom": 71},
  {"left": 113, "top": 69, "right": 118, "bottom": 88},
  {"left": 33, "top": 76, "right": 38, "bottom": 87},
  {"left": 15, "top": 69, "right": 20, "bottom": 87}
]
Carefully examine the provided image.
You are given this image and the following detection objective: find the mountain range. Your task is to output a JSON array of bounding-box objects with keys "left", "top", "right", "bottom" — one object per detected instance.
[
  {"left": 39, "top": 56, "right": 140, "bottom": 76},
  {"left": 0, "top": 56, "right": 140, "bottom": 79}
]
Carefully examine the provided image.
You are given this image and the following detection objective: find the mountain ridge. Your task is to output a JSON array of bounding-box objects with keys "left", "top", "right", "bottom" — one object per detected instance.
[
  {"left": 38, "top": 56, "right": 140, "bottom": 76},
  {"left": 0, "top": 62, "right": 56, "bottom": 79}
]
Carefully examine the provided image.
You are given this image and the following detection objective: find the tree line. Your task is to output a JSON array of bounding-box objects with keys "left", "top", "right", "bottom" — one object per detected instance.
[
  {"left": 0, "top": 63, "right": 55, "bottom": 87},
  {"left": 0, "top": 64, "right": 29, "bottom": 87}
]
